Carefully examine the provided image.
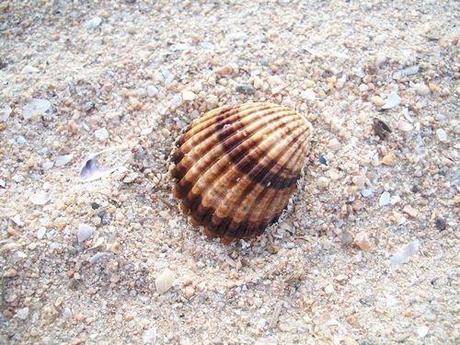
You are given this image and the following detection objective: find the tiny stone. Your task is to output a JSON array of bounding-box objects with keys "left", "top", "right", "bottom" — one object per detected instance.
[
  {"left": 62, "top": 307, "right": 72, "bottom": 319},
  {"left": 181, "top": 90, "right": 196, "bottom": 101},
  {"left": 358, "top": 84, "right": 369, "bottom": 92},
  {"left": 0, "top": 179, "right": 5, "bottom": 188},
  {"left": 36, "top": 227, "right": 47, "bottom": 239},
  {"left": 147, "top": 85, "right": 159, "bottom": 97},
  {"left": 303, "top": 79, "right": 315, "bottom": 88},
  {"left": 84, "top": 17, "right": 102, "bottom": 30},
  {"left": 370, "top": 96, "right": 384, "bottom": 107},
  {"left": 375, "top": 54, "right": 387, "bottom": 67},
  {"left": 216, "top": 65, "right": 234, "bottom": 77},
  {"left": 300, "top": 89, "right": 316, "bottom": 101},
  {"left": 379, "top": 191, "right": 391, "bottom": 207},
  {"left": 15, "top": 307, "right": 29, "bottom": 320},
  {"left": 236, "top": 84, "right": 255, "bottom": 95},
  {"left": 23, "top": 99, "right": 51, "bottom": 120},
  {"left": 403, "top": 205, "right": 418, "bottom": 218},
  {"left": 253, "top": 76, "right": 263, "bottom": 89},
  {"left": 317, "top": 176, "right": 330, "bottom": 189},
  {"left": 382, "top": 92, "right": 401, "bottom": 109},
  {"left": 354, "top": 232, "right": 371, "bottom": 251},
  {"left": 413, "top": 83, "right": 430, "bottom": 96},
  {"left": 435, "top": 217, "right": 446, "bottom": 231},
  {"left": 390, "top": 240, "right": 420, "bottom": 270},
  {"left": 77, "top": 223, "right": 94, "bottom": 243},
  {"left": 42, "top": 160, "right": 54, "bottom": 170},
  {"left": 341, "top": 231, "right": 353, "bottom": 246},
  {"left": 417, "top": 326, "right": 429, "bottom": 338},
  {"left": 381, "top": 151, "right": 397, "bottom": 166},
  {"left": 22, "top": 65, "right": 40, "bottom": 73},
  {"left": 435, "top": 128, "right": 447, "bottom": 142},
  {"left": 55, "top": 154, "right": 73, "bottom": 167},
  {"left": 30, "top": 191, "right": 50, "bottom": 205},
  {"left": 361, "top": 189, "right": 374, "bottom": 198},
  {"left": 398, "top": 120, "right": 413, "bottom": 132},
  {"left": 143, "top": 327, "right": 157, "bottom": 344},
  {"left": 1, "top": 104, "right": 12, "bottom": 122},
  {"left": 155, "top": 268, "right": 175, "bottom": 294},
  {"left": 394, "top": 65, "right": 419, "bottom": 79},
  {"left": 183, "top": 285, "right": 195, "bottom": 299},
  {"left": 324, "top": 284, "right": 335, "bottom": 294},
  {"left": 95, "top": 128, "right": 109, "bottom": 141}
]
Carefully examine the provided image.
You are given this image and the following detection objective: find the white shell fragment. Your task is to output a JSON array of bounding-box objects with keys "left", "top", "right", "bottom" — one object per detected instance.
[
  {"left": 379, "top": 191, "right": 391, "bottom": 206},
  {"left": 382, "top": 92, "right": 401, "bottom": 109},
  {"left": 30, "top": 190, "right": 50, "bottom": 205},
  {"left": 155, "top": 269, "right": 175, "bottom": 294},
  {"left": 55, "top": 154, "right": 73, "bottom": 167},
  {"left": 84, "top": 16, "right": 102, "bottom": 30},
  {"left": 23, "top": 99, "right": 51, "bottom": 120},
  {"left": 390, "top": 240, "right": 420, "bottom": 270},
  {"left": 77, "top": 223, "right": 94, "bottom": 243}
]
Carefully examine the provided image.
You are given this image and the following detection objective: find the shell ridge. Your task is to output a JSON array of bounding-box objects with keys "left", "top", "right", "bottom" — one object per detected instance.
[
  {"left": 226, "top": 128, "right": 308, "bottom": 238},
  {"left": 186, "top": 119, "right": 306, "bottom": 237},
  {"left": 181, "top": 103, "right": 275, "bottom": 145},
  {"left": 180, "top": 111, "right": 297, "bottom": 190},
  {"left": 180, "top": 106, "right": 293, "bottom": 157}
]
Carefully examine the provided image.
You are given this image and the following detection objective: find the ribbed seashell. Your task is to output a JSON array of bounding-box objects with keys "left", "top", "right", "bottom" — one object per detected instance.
[{"left": 171, "top": 102, "right": 312, "bottom": 243}]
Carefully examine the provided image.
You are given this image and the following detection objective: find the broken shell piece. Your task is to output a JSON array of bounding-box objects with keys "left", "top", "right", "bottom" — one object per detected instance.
[{"left": 171, "top": 102, "right": 313, "bottom": 243}]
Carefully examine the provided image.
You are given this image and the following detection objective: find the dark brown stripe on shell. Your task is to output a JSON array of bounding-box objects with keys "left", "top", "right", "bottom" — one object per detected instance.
[{"left": 217, "top": 120, "right": 303, "bottom": 190}]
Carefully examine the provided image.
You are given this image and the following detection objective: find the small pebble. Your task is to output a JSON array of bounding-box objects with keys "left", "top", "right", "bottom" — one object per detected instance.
[
  {"left": 23, "top": 99, "right": 51, "bottom": 120},
  {"left": 1, "top": 104, "right": 12, "bottom": 121},
  {"left": 375, "top": 54, "right": 387, "bottom": 67},
  {"left": 398, "top": 120, "right": 413, "bottom": 132},
  {"left": 361, "top": 189, "right": 374, "bottom": 198},
  {"left": 147, "top": 85, "right": 159, "bottom": 97},
  {"left": 370, "top": 96, "right": 384, "bottom": 107},
  {"left": 317, "top": 176, "right": 330, "bottom": 189},
  {"left": 36, "top": 227, "right": 47, "bottom": 239},
  {"left": 95, "top": 128, "right": 109, "bottom": 141},
  {"left": 143, "top": 327, "right": 157, "bottom": 344},
  {"left": 0, "top": 179, "right": 5, "bottom": 188},
  {"left": 413, "top": 83, "right": 430, "bottom": 96},
  {"left": 435, "top": 128, "right": 448, "bottom": 142},
  {"left": 253, "top": 76, "right": 263, "bottom": 89},
  {"left": 155, "top": 268, "right": 175, "bottom": 294},
  {"left": 394, "top": 65, "right": 419, "bottom": 79},
  {"left": 30, "top": 191, "right": 50, "bottom": 205},
  {"left": 381, "top": 151, "right": 397, "bottom": 166},
  {"left": 15, "top": 307, "right": 29, "bottom": 320},
  {"left": 435, "top": 217, "right": 446, "bottom": 231},
  {"left": 379, "top": 191, "right": 391, "bottom": 207},
  {"left": 181, "top": 90, "right": 196, "bottom": 101},
  {"left": 300, "top": 89, "right": 316, "bottom": 101},
  {"left": 403, "top": 205, "right": 418, "bottom": 218},
  {"left": 324, "top": 284, "right": 335, "bottom": 295},
  {"left": 354, "top": 232, "right": 371, "bottom": 251},
  {"left": 236, "top": 84, "right": 255, "bottom": 95},
  {"left": 341, "top": 231, "right": 353, "bottom": 246},
  {"left": 417, "top": 326, "right": 429, "bottom": 338},
  {"left": 55, "top": 154, "right": 73, "bottom": 167},
  {"left": 382, "top": 92, "right": 401, "bottom": 109},
  {"left": 77, "top": 223, "right": 94, "bottom": 243},
  {"left": 390, "top": 240, "right": 420, "bottom": 270},
  {"left": 216, "top": 65, "right": 234, "bottom": 77},
  {"left": 84, "top": 17, "right": 102, "bottom": 30},
  {"left": 22, "top": 65, "right": 40, "bottom": 73}
]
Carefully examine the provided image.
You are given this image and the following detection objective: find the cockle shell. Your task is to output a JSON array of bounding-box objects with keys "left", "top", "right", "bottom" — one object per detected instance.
[{"left": 171, "top": 102, "right": 312, "bottom": 243}]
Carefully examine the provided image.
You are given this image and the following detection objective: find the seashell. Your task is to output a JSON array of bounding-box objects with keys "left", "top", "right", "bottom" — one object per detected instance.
[{"left": 171, "top": 102, "right": 312, "bottom": 243}]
